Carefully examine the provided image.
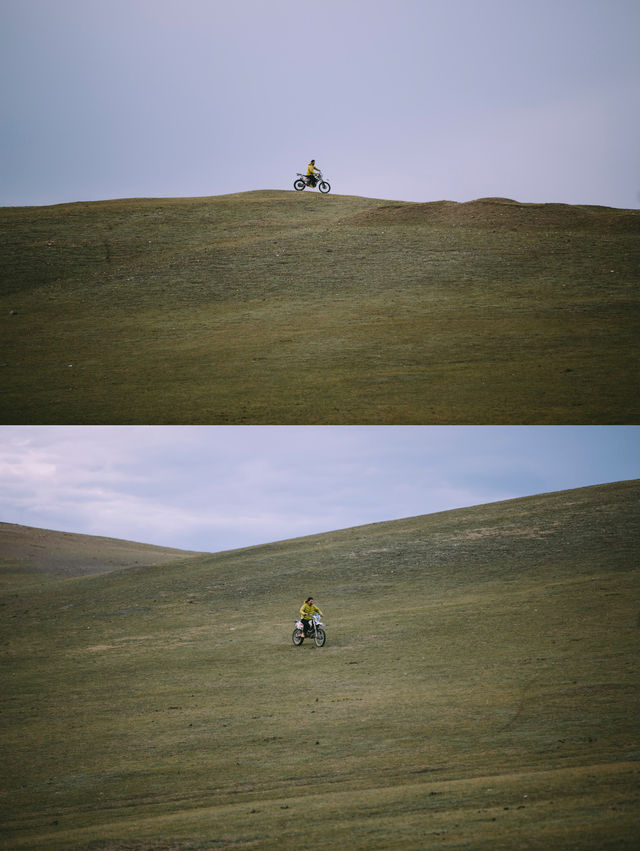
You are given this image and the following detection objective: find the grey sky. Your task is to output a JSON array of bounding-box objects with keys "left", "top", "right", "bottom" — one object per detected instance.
[
  {"left": 0, "top": 426, "right": 637, "bottom": 552},
  {"left": 1, "top": 0, "right": 638, "bottom": 208}
]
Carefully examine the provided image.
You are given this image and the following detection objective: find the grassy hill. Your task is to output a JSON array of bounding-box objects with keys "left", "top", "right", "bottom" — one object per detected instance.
[
  {"left": 1, "top": 191, "right": 637, "bottom": 424},
  {"left": 0, "top": 522, "right": 206, "bottom": 582},
  {"left": 0, "top": 480, "right": 637, "bottom": 849}
]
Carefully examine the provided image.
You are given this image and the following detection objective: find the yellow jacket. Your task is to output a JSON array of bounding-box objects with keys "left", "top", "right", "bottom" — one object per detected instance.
[
  {"left": 300, "top": 602, "right": 322, "bottom": 620},
  {"left": 307, "top": 161, "right": 319, "bottom": 176}
]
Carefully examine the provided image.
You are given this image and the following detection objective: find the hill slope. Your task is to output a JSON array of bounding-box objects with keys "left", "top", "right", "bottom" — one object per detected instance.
[
  {"left": 0, "top": 522, "right": 207, "bottom": 579},
  {"left": 0, "top": 480, "right": 638, "bottom": 849},
  {"left": 1, "top": 191, "right": 638, "bottom": 424}
]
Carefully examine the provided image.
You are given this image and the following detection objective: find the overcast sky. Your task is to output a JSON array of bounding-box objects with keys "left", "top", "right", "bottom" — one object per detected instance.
[
  {"left": 1, "top": 0, "right": 638, "bottom": 209},
  {"left": 0, "top": 426, "right": 637, "bottom": 552}
]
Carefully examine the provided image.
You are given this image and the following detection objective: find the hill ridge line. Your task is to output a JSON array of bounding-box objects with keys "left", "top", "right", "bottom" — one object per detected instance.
[
  {"left": 3, "top": 189, "right": 638, "bottom": 212},
  {"left": 2, "top": 480, "right": 636, "bottom": 574}
]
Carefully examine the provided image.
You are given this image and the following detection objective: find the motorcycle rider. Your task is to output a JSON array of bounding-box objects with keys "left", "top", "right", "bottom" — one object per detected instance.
[
  {"left": 306, "top": 159, "right": 320, "bottom": 187},
  {"left": 299, "top": 597, "right": 323, "bottom": 636}
]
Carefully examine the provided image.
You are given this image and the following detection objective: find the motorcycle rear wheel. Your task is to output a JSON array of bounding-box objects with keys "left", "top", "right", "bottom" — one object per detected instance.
[
  {"left": 292, "top": 628, "right": 304, "bottom": 645},
  {"left": 318, "top": 181, "right": 330, "bottom": 194},
  {"left": 293, "top": 179, "right": 306, "bottom": 191},
  {"left": 314, "top": 628, "right": 326, "bottom": 647}
]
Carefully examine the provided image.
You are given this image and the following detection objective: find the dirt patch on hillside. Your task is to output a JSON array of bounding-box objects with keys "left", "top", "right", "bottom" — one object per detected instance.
[{"left": 456, "top": 524, "right": 558, "bottom": 541}]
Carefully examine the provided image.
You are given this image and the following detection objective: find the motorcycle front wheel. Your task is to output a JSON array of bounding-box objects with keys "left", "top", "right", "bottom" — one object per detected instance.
[
  {"left": 318, "top": 181, "right": 330, "bottom": 194},
  {"left": 292, "top": 628, "right": 304, "bottom": 645},
  {"left": 314, "top": 628, "right": 326, "bottom": 647},
  {"left": 293, "top": 179, "right": 306, "bottom": 191}
]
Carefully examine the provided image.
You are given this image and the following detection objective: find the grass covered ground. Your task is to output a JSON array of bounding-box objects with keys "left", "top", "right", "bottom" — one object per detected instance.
[
  {"left": 1, "top": 191, "right": 637, "bottom": 424},
  {"left": 0, "top": 522, "right": 206, "bottom": 581},
  {"left": 1, "top": 480, "right": 638, "bottom": 849}
]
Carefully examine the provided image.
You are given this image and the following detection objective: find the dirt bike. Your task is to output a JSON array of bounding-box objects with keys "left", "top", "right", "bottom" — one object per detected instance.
[
  {"left": 292, "top": 613, "right": 327, "bottom": 647},
  {"left": 293, "top": 171, "right": 331, "bottom": 194}
]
